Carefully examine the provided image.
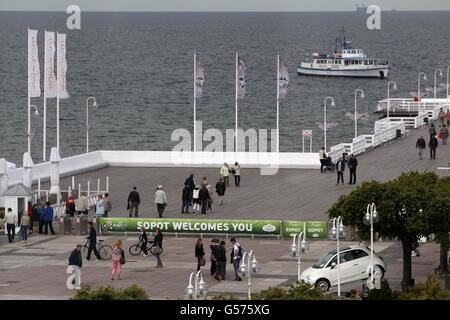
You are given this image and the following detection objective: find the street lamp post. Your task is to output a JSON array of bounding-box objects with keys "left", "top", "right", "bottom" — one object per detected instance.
[
  {"left": 239, "top": 250, "right": 261, "bottom": 300},
  {"left": 86, "top": 97, "right": 97, "bottom": 153},
  {"left": 363, "top": 203, "right": 380, "bottom": 288},
  {"left": 331, "top": 216, "right": 346, "bottom": 297},
  {"left": 354, "top": 89, "right": 364, "bottom": 139},
  {"left": 418, "top": 72, "right": 427, "bottom": 114},
  {"left": 323, "top": 97, "right": 335, "bottom": 151},
  {"left": 289, "top": 229, "right": 309, "bottom": 282},
  {"left": 387, "top": 81, "right": 397, "bottom": 119},
  {"left": 184, "top": 271, "right": 208, "bottom": 300},
  {"left": 434, "top": 68, "right": 443, "bottom": 111}
]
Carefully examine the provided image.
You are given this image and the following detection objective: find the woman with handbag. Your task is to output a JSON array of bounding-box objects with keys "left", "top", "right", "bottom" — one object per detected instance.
[
  {"left": 152, "top": 228, "right": 163, "bottom": 268},
  {"left": 195, "top": 238, "right": 205, "bottom": 271},
  {"left": 111, "top": 240, "right": 124, "bottom": 280}
]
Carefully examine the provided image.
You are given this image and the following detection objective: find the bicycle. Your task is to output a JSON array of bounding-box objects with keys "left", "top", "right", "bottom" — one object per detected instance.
[
  {"left": 128, "top": 240, "right": 163, "bottom": 256},
  {"left": 82, "top": 237, "right": 113, "bottom": 260}
]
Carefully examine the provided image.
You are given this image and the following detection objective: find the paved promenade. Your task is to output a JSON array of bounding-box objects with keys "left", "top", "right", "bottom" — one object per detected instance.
[
  {"left": 0, "top": 234, "right": 441, "bottom": 300},
  {"left": 36, "top": 120, "right": 450, "bottom": 222}
]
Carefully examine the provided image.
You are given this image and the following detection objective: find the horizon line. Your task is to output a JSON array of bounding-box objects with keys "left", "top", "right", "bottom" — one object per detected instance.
[{"left": 2, "top": 9, "right": 450, "bottom": 13}]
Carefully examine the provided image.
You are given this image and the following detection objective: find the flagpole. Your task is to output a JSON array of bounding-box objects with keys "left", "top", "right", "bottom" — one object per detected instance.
[
  {"left": 193, "top": 51, "right": 197, "bottom": 152},
  {"left": 43, "top": 29, "right": 47, "bottom": 161},
  {"left": 56, "top": 31, "right": 60, "bottom": 152},
  {"left": 276, "top": 54, "right": 280, "bottom": 153},
  {"left": 27, "top": 28, "right": 31, "bottom": 155},
  {"left": 235, "top": 51, "right": 238, "bottom": 152}
]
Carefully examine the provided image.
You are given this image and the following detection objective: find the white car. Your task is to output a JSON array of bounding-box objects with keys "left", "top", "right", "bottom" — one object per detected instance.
[{"left": 300, "top": 245, "right": 386, "bottom": 291}]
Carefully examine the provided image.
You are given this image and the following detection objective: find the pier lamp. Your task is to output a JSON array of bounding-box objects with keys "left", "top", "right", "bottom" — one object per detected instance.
[
  {"left": 387, "top": 81, "right": 397, "bottom": 119},
  {"left": 354, "top": 89, "right": 364, "bottom": 138},
  {"left": 434, "top": 69, "right": 443, "bottom": 110},
  {"left": 184, "top": 271, "right": 208, "bottom": 300},
  {"left": 323, "top": 96, "right": 335, "bottom": 151},
  {"left": 331, "top": 216, "right": 346, "bottom": 297},
  {"left": 418, "top": 73, "right": 427, "bottom": 113},
  {"left": 238, "top": 250, "right": 261, "bottom": 300},
  {"left": 86, "top": 97, "right": 97, "bottom": 153},
  {"left": 289, "top": 229, "right": 309, "bottom": 282},
  {"left": 363, "top": 203, "right": 380, "bottom": 289}
]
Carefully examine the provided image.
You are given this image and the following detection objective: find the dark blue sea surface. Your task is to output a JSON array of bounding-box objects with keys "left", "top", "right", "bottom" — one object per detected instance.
[{"left": 1, "top": 11, "right": 450, "bottom": 164}]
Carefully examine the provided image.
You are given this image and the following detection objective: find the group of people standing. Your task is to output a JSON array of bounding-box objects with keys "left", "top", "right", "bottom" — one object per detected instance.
[
  {"left": 417, "top": 115, "right": 449, "bottom": 160},
  {"left": 319, "top": 147, "right": 359, "bottom": 185}
]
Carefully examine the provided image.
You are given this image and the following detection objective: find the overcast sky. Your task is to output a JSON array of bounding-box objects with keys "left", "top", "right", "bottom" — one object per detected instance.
[{"left": 1, "top": 0, "right": 450, "bottom": 11}]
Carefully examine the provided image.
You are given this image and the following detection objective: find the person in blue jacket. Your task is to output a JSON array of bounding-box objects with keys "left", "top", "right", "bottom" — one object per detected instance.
[{"left": 43, "top": 201, "right": 56, "bottom": 235}]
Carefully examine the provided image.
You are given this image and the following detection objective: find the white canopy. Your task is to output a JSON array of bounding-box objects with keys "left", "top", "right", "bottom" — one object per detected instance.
[
  {"left": 0, "top": 158, "right": 8, "bottom": 207},
  {"left": 49, "top": 147, "right": 60, "bottom": 195},
  {"left": 22, "top": 152, "right": 34, "bottom": 189}
]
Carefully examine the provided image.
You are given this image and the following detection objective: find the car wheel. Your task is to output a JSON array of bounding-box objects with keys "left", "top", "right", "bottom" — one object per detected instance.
[
  {"left": 368, "top": 265, "right": 385, "bottom": 279},
  {"left": 315, "top": 278, "right": 330, "bottom": 291}
]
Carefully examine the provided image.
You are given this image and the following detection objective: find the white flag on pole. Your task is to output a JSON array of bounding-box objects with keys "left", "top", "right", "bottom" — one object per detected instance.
[
  {"left": 57, "top": 33, "right": 69, "bottom": 99},
  {"left": 45, "top": 31, "right": 57, "bottom": 98},
  {"left": 279, "top": 60, "right": 289, "bottom": 99},
  {"left": 28, "top": 29, "right": 41, "bottom": 97},
  {"left": 237, "top": 59, "right": 247, "bottom": 99},
  {"left": 195, "top": 61, "right": 205, "bottom": 99}
]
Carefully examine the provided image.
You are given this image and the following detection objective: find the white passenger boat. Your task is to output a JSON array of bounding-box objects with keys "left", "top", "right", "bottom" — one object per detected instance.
[{"left": 297, "top": 29, "right": 390, "bottom": 79}]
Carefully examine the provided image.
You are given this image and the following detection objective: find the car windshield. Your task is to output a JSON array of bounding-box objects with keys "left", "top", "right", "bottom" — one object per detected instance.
[{"left": 312, "top": 251, "right": 335, "bottom": 268}]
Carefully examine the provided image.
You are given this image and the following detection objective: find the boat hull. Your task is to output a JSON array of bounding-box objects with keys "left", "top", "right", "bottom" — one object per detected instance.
[{"left": 297, "top": 66, "right": 390, "bottom": 78}]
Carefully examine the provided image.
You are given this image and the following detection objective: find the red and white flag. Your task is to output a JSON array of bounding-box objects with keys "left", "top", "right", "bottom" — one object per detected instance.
[
  {"left": 279, "top": 60, "right": 289, "bottom": 99},
  {"left": 44, "top": 31, "right": 57, "bottom": 98},
  {"left": 28, "top": 29, "right": 41, "bottom": 97},
  {"left": 57, "top": 33, "right": 69, "bottom": 99},
  {"left": 195, "top": 61, "right": 205, "bottom": 99},
  {"left": 237, "top": 59, "right": 247, "bottom": 99}
]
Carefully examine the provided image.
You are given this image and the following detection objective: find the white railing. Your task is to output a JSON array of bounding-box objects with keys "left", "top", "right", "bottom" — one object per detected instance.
[
  {"left": 328, "top": 143, "right": 353, "bottom": 163},
  {"left": 373, "top": 122, "right": 405, "bottom": 148},
  {"left": 351, "top": 135, "right": 373, "bottom": 155},
  {"left": 377, "top": 98, "right": 449, "bottom": 114}
]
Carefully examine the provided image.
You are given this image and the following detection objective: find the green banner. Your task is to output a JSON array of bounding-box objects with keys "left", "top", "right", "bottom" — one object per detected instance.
[
  {"left": 100, "top": 218, "right": 281, "bottom": 235},
  {"left": 283, "top": 221, "right": 327, "bottom": 239}
]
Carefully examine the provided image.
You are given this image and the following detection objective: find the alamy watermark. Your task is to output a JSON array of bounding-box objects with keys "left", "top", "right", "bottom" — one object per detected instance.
[
  {"left": 66, "top": 5, "right": 81, "bottom": 30},
  {"left": 366, "top": 5, "right": 381, "bottom": 30}
]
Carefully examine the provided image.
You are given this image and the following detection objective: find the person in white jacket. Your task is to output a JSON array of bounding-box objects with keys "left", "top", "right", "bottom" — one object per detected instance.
[{"left": 5, "top": 208, "right": 18, "bottom": 243}]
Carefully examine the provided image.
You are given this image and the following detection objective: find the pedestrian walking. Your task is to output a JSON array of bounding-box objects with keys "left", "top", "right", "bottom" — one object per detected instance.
[
  {"left": 127, "top": 187, "right": 140, "bottom": 217},
  {"left": 192, "top": 184, "right": 201, "bottom": 212},
  {"left": 230, "top": 238, "right": 242, "bottom": 281},
  {"left": 31, "top": 204, "right": 40, "bottom": 236},
  {"left": 5, "top": 208, "right": 17, "bottom": 243},
  {"left": 139, "top": 226, "right": 148, "bottom": 256},
  {"left": 38, "top": 201, "right": 45, "bottom": 234},
  {"left": 201, "top": 176, "right": 208, "bottom": 187},
  {"left": 86, "top": 222, "right": 102, "bottom": 261},
  {"left": 416, "top": 136, "right": 426, "bottom": 160},
  {"left": 195, "top": 238, "right": 205, "bottom": 271},
  {"left": 181, "top": 184, "right": 192, "bottom": 214},
  {"left": 215, "top": 178, "right": 226, "bottom": 206},
  {"left": 111, "top": 240, "right": 124, "bottom": 280},
  {"left": 199, "top": 184, "right": 210, "bottom": 214},
  {"left": 429, "top": 134, "right": 438, "bottom": 159},
  {"left": 209, "top": 239, "right": 219, "bottom": 277},
  {"left": 19, "top": 211, "right": 30, "bottom": 243},
  {"left": 446, "top": 109, "right": 450, "bottom": 126},
  {"left": 336, "top": 157, "right": 345, "bottom": 185},
  {"left": 347, "top": 154, "right": 358, "bottom": 185},
  {"left": 220, "top": 162, "right": 230, "bottom": 187},
  {"left": 95, "top": 195, "right": 105, "bottom": 217},
  {"left": 206, "top": 185, "right": 213, "bottom": 212},
  {"left": 154, "top": 185, "right": 167, "bottom": 218},
  {"left": 152, "top": 228, "right": 163, "bottom": 268},
  {"left": 438, "top": 108, "right": 446, "bottom": 126},
  {"left": 103, "top": 193, "right": 112, "bottom": 217},
  {"left": 76, "top": 193, "right": 89, "bottom": 216},
  {"left": 429, "top": 123, "right": 437, "bottom": 139},
  {"left": 440, "top": 124, "right": 448, "bottom": 145},
  {"left": 233, "top": 162, "right": 241, "bottom": 187},
  {"left": 43, "top": 202, "right": 56, "bottom": 235},
  {"left": 319, "top": 147, "right": 327, "bottom": 173},
  {"left": 214, "top": 240, "right": 227, "bottom": 281},
  {"left": 68, "top": 244, "right": 83, "bottom": 289},
  {"left": 66, "top": 195, "right": 76, "bottom": 218}
]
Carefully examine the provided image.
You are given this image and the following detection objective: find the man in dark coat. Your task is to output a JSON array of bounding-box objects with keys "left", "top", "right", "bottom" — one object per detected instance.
[
  {"left": 429, "top": 134, "right": 438, "bottom": 159},
  {"left": 336, "top": 156, "right": 345, "bottom": 185},
  {"left": 86, "top": 222, "right": 102, "bottom": 260},
  {"left": 181, "top": 184, "right": 192, "bottom": 214},
  {"left": 184, "top": 174, "right": 195, "bottom": 202},
  {"left": 347, "top": 154, "right": 358, "bottom": 185},
  {"left": 215, "top": 178, "right": 226, "bottom": 206},
  {"left": 128, "top": 187, "right": 140, "bottom": 217},
  {"left": 199, "top": 185, "right": 210, "bottom": 214},
  {"left": 416, "top": 136, "right": 426, "bottom": 160},
  {"left": 68, "top": 244, "right": 83, "bottom": 289},
  {"left": 214, "top": 241, "right": 227, "bottom": 281},
  {"left": 139, "top": 226, "right": 148, "bottom": 256}
]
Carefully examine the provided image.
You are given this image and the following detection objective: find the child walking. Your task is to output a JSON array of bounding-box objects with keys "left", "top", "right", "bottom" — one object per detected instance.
[{"left": 111, "top": 240, "right": 124, "bottom": 280}]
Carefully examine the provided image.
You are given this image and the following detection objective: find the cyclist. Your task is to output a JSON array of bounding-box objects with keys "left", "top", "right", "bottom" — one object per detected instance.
[
  {"left": 86, "top": 222, "right": 102, "bottom": 261},
  {"left": 139, "top": 226, "right": 148, "bottom": 257}
]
